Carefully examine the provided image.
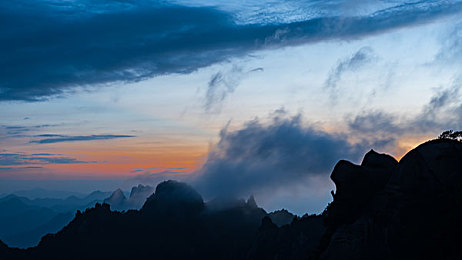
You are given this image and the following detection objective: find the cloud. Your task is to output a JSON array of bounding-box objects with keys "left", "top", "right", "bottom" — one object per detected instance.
[
  {"left": 0, "top": 124, "right": 58, "bottom": 135},
  {"left": 194, "top": 81, "right": 462, "bottom": 199},
  {"left": 325, "top": 46, "right": 375, "bottom": 94},
  {"left": 348, "top": 111, "right": 404, "bottom": 136},
  {"left": 193, "top": 114, "right": 366, "bottom": 198},
  {"left": 204, "top": 66, "right": 263, "bottom": 112},
  {"left": 2, "top": 0, "right": 462, "bottom": 101},
  {"left": 415, "top": 84, "right": 462, "bottom": 129},
  {"left": 434, "top": 22, "right": 462, "bottom": 65},
  {"left": 30, "top": 134, "right": 135, "bottom": 144},
  {"left": 0, "top": 153, "right": 95, "bottom": 166},
  {"left": 347, "top": 83, "right": 462, "bottom": 149},
  {"left": 0, "top": 166, "right": 45, "bottom": 171},
  {"left": 130, "top": 166, "right": 192, "bottom": 174}
]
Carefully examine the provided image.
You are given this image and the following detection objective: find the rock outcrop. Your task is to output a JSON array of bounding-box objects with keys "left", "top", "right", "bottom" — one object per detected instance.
[{"left": 317, "top": 139, "right": 462, "bottom": 260}]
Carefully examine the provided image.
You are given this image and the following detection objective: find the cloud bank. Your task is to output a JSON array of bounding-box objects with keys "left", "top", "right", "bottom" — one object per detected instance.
[
  {"left": 2, "top": 0, "right": 462, "bottom": 101},
  {"left": 193, "top": 114, "right": 366, "bottom": 198}
]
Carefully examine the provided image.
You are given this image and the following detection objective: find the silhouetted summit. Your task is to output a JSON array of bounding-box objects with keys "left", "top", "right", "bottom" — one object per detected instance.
[
  {"left": 141, "top": 180, "right": 204, "bottom": 218},
  {"left": 1, "top": 139, "right": 461, "bottom": 260}
]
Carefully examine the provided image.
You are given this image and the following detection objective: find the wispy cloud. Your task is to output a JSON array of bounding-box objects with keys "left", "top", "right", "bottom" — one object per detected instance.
[
  {"left": 434, "top": 22, "right": 462, "bottom": 66},
  {"left": 2, "top": 0, "right": 462, "bottom": 101},
  {"left": 325, "top": 47, "right": 375, "bottom": 98},
  {"left": 130, "top": 166, "right": 192, "bottom": 174},
  {"left": 0, "top": 153, "right": 96, "bottom": 166},
  {"left": 30, "top": 134, "right": 135, "bottom": 144},
  {"left": 204, "top": 66, "right": 263, "bottom": 113},
  {"left": 1, "top": 124, "right": 58, "bottom": 135},
  {"left": 347, "top": 82, "right": 462, "bottom": 151}
]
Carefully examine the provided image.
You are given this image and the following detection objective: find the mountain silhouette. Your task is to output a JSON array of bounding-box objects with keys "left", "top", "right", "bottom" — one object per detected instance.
[
  {"left": 1, "top": 139, "right": 461, "bottom": 259},
  {"left": 267, "top": 209, "right": 295, "bottom": 227}
]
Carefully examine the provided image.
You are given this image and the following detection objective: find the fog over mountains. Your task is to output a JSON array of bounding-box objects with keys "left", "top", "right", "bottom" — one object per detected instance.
[
  {"left": 0, "top": 138, "right": 461, "bottom": 259},
  {"left": 0, "top": 184, "right": 163, "bottom": 248}
]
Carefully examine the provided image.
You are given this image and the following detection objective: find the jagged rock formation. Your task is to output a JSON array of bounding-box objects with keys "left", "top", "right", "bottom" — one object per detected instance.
[
  {"left": 249, "top": 214, "right": 325, "bottom": 259},
  {"left": 317, "top": 139, "right": 462, "bottom": 260},
  {"left": 127, "top": 184, "right": 155, "bottom": 208},
  {"left": 267, "top": 209, "right": 295, "bottom": 227},
  {"left": 103, "top": 185, "right": 155, "bottom": 211}
]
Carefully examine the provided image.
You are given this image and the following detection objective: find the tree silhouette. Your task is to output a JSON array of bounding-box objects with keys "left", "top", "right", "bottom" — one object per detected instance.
[{"left": 438, "top": 130, "right": 462, "bottom": 141}]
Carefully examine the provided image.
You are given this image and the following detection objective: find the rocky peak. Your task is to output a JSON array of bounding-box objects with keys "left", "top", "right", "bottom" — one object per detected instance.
[
  {"left": 129, "top": 184, "right": 154, "bottom": 199},
  {"left": 141, "top": 180, "right": 204, "bottom": 218},
  {"left": 247, "top": 195, "right": 258, "bottom": 208},
  {"left": 361, "top": 149, "right": 398, "bottom": 169}
]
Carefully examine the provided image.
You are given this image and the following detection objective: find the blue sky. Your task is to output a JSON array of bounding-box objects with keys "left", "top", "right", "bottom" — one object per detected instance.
[{"left": 1, "top": 0, "right": 462, "bottom": 214}]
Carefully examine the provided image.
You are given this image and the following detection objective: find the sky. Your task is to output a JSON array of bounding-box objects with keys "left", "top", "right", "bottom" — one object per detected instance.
[{"left": 1, "top": 0, "right": 462, "bottom": 214}]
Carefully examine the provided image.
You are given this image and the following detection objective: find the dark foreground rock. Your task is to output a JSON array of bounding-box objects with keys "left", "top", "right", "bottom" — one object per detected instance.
[{"left": 317, "top": 139, "right": 462, "bottom": 260}]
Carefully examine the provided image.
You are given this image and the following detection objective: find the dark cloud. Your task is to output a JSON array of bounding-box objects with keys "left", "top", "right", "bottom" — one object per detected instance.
[
  {"left": 193, "top": 114, "right": 366, "bottom": 198},
  {"left": 2, "top": 0, "right": 462, "bottom": 101},
  {"left": 325, "top": 47, "right": 375, "bottom": 93},
  {"left": 0, "top": 153, "right": 95, "bottom": 166},
  {"left": 348, "top": 111, "right": 404, "bottom": 136},
  {"left": 30, "top": 134, "right": 135, "bottom": 144}
]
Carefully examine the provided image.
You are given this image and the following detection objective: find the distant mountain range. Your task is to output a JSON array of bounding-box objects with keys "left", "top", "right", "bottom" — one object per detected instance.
[
  {"left": 0, "top": 190, "right": 112, "bottom": 248},
  {"left": 1, "top": 138, "right": 461, "bottom": 259},
  {"left": 0, "top": 183, "right": 163, "bottom": 248},
  {"left": 103, "top": 184, "right": 155, "bottom": 211}
]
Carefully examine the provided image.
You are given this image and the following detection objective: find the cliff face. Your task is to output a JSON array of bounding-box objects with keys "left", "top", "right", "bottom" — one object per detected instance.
[{"left": 318, "top": 139, "right": 462, "bottom": 260}]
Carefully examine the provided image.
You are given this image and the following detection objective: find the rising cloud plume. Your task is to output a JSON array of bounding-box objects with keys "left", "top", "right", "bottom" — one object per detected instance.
[{"left": 193, "top": 113, "right": 367, "bottom": 198}]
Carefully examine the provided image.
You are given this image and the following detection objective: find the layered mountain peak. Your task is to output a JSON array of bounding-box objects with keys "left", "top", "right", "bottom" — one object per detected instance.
[
  {"left": 105, "top": 188, "right": 126, "bottom": 202},
  {"left": 103, "top": 188, "right": 127, "bottom": 211},
  {"left": 129, "top": 184, "right": 154, "bottom": 199}
]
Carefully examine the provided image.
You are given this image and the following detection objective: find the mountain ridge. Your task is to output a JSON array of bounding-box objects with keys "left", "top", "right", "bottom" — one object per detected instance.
[{"left": 1, "top": 138, "right": 461, "bottom": 259}]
